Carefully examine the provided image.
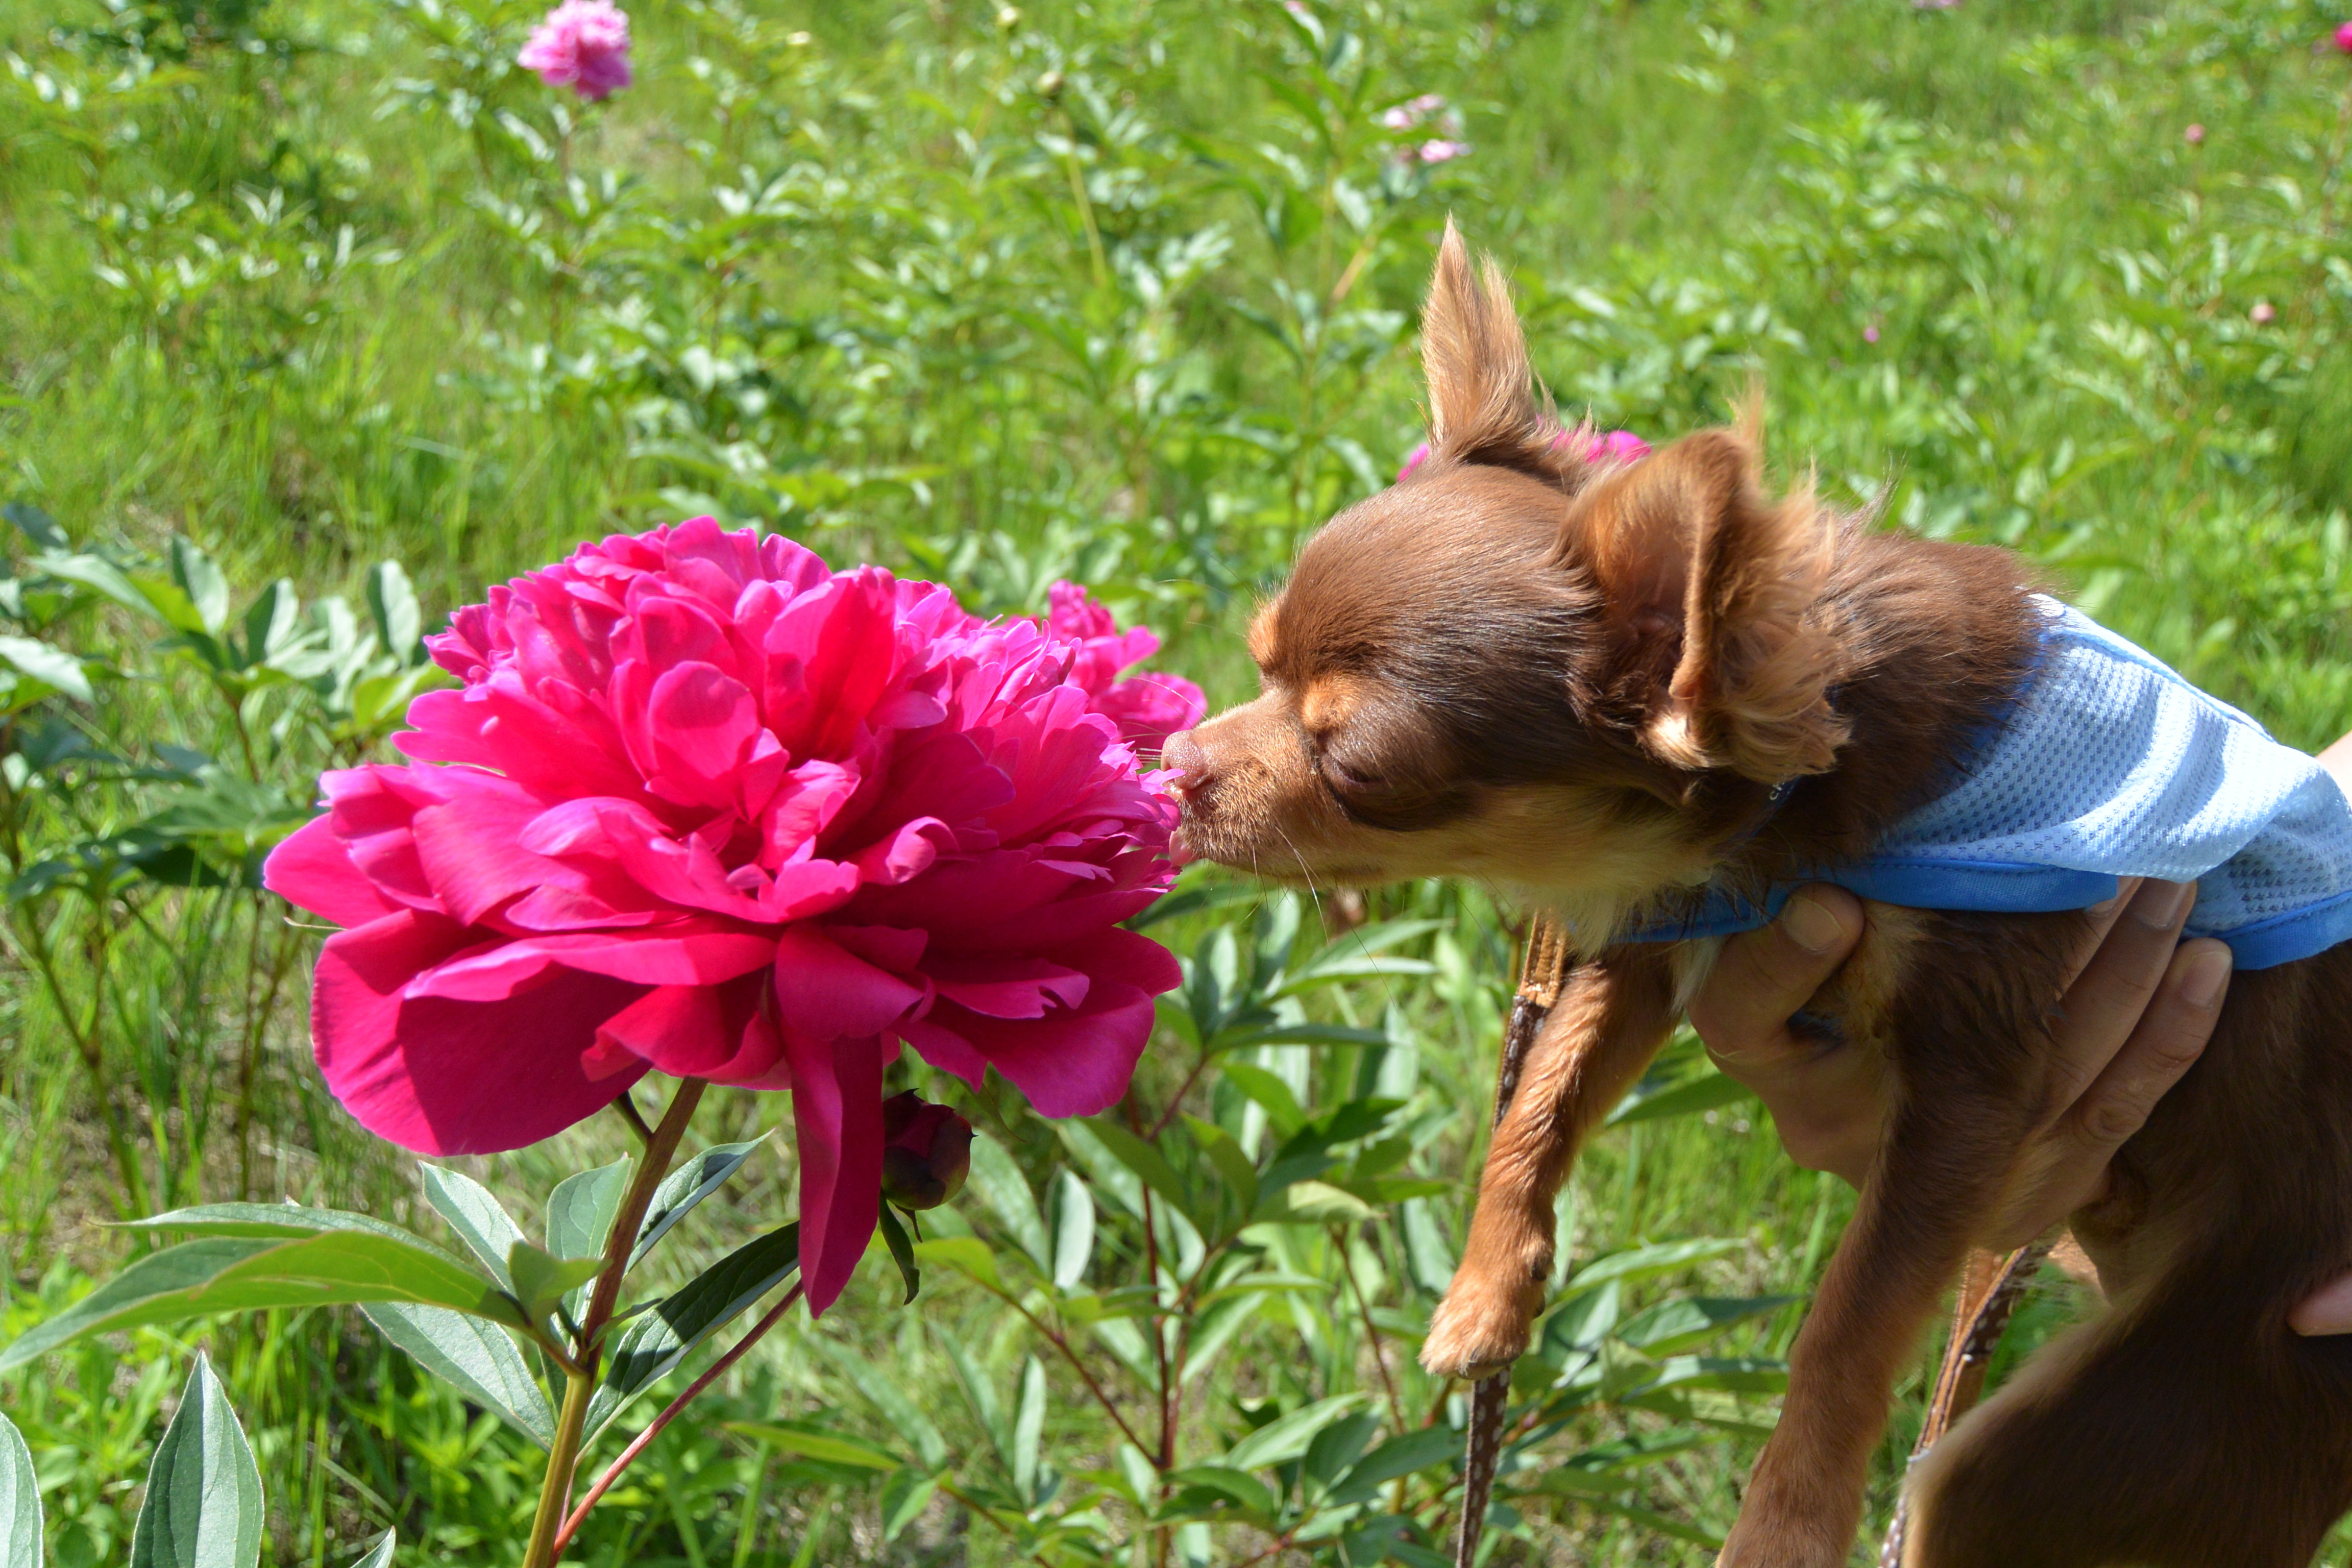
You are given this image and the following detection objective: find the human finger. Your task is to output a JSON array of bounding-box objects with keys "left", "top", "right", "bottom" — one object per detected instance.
[
  {"left": 1992, "top": 936, "right": 2230, "bottom": 1247},
  {"left": 2039, "top": 878, "right": 2196, "bottom": 1121},
  {"left": 1688, "top": 886, "right": 1865, "bottom": 1069}
]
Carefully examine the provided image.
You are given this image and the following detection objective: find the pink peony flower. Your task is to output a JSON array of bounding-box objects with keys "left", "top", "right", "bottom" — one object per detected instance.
[
  {"left": 2336, "top": 21, "right": 2352, "bottom": 53},
  {"left": 263, "top": 519, "right": 1184, "bottom": 1312},
  {"left": 2184, "top": 122, "right": 2206, "bottom": 145},
  {"left": 518, "top": 0, "right": 633, "bottom": 102},
  {"left": 1044, "top": 581, "right": 1205, "bottom": 755},
  {"left": 1396, "top": 424, "right": 1650, "bottom": 483}
]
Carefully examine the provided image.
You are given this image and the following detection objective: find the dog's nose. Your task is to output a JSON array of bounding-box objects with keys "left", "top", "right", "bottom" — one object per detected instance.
[{"left": 1161, "top": 729, "right": 1213, "bottom": 799}]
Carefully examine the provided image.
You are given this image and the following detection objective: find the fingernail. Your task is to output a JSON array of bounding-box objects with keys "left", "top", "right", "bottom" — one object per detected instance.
[
  {"left": 1779, "top": 892, "right": 1845, "bottom": 954},
  {"left": 2179, "top": 944, "right": 2232, "bottom": 1008},
  {"left": 2133, "top": 880, "right": 2192, "bottom": 930}
]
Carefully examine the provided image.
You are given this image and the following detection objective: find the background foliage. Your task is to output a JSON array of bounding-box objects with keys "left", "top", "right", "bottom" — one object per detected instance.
[{"left": 3, "top": 0, "right": 2350, "bottom": 1562}]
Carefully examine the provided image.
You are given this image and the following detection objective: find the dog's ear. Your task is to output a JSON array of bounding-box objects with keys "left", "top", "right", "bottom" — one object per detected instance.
[
  {"left": 1418, "top": 222, "right": 1567, "bottom": 478},
  {"left": 1569, "top": 427, "right": 1848, "bottom": 782}
]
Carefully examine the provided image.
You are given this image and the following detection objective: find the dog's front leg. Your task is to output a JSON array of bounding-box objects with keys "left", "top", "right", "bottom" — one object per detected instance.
[
  {"left": 1720, "top": 911, "right": 2071, "bottom": 1568},
  {"left": 1420, "top": 948, "right": 1677, "bottom": 1379}
]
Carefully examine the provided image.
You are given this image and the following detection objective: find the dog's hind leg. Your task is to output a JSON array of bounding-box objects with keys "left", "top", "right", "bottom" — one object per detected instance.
[{"left": 1904, "top": 1257, "right": 2352, "bottom": 1568}]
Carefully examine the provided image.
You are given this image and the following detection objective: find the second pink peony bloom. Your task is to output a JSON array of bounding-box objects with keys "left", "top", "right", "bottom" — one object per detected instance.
[{"left": 264, "top": 520, "right": 1193, "bottom": 1310}]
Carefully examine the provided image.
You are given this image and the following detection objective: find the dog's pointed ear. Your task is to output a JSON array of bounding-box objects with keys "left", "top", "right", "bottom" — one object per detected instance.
[
  {"left": 1569, "top": 427, "right": 1849, "bottom": 782},
  {"left": 1418, "top": 221, "right": 1563, "bottom": 477}
]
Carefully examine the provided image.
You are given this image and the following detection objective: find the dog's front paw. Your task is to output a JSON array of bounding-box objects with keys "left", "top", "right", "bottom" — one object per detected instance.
[
  {"left": 1713, "top": 1475, "right": 1858, "bottom": 1568},
  {"left": 1418, "top": 1265, "right": 1545, "bottom": 1380}
]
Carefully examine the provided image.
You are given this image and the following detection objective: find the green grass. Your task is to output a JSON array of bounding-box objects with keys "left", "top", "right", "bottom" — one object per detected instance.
[{"left": 4, "top": 0, "right": 2352, "bottom": 1562}]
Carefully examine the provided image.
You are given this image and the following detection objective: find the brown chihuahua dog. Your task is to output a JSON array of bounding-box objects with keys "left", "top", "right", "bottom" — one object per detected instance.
[{"left": 1163, "top": 226, "right": 2352, "bottom": 1566}]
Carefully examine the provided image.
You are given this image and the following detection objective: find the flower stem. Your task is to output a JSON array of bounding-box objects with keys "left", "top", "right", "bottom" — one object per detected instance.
[
  {"left": 551, "top": 1279, "right": 805, "bottom": 1554},
  {"left": 519, "top": 1075, "right": 708, "bottom": 1567},
  {"left": 523, "top": 1369, "right": 596, "bottom": 1568}
]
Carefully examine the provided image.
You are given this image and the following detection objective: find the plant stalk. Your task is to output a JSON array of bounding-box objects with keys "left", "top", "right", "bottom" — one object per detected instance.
[{"left": 518, "top": 1075, "right": 707, "bottom": 1566}]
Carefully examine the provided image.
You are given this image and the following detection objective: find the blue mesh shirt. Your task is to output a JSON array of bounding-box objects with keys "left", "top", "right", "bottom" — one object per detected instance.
[{"left": 1620, "top": 597, "right": 2352, "bottom": 970}]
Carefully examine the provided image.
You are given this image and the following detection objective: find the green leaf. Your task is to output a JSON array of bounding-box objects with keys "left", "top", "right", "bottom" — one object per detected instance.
[
  {"left": 3, "top": 502, "right": 66, "bottom": 552},
  {"left": 169, "top": 537, "right": 230, "bottom": 636},
  {"left": 876, "top": 1205, "right": 920, "bottom": 1304},
  {"left": 1083, "top": 1118, "right": 1197, "bottom": 1228},
  {"left": 0, "top": 1405, "right": 41, "bottom": 1568},
  {"left": 239, "top": 579, "right": 301, "bottom": 667},
  {"left": 1223, "top": 1393, "right": 1368, "bottom": 1472},
  {"left": 1613, "top": 1295, "right": 1796, "bottom": 1357},
  {"left": 1054, "top": 1120, "right": 1145, "bottom": 1219},
  {"left": 1638, "top": 1354, "right": 1789, "bottom": 1396},
  {"left": 546, "top": 1157, "right": 632, "bottom": 1261},
  {"left": 1565, "top": 1238, "right": 1744, "bottom": 1293},
  {"left": 879, "top": 1466, "right": 938, "bottom": 1541},
  {"left": 1050, "top": 1168, "right": 1095, "bottom": 1290},
  {"left": 347, "top": 1531, "right": 397, "bottom": 1568},
  {"left": 965, "top": 1133, "right": 1052, "bottom": 1272},
  {"left": 506, "top": 1242, "right": 601, "bottom": 1327},
  {"left": 367, "top": 561, "right": 426, "bottom": 667},
  {"left": 630, "top": 1138, "right": 764, "bottom": 1267},
  {"left": 129, "top": 1353, "right": 262, "bottom": 1568},
  {"left": 31, "top": 552, "right": 149, "bottom": 618},
  {"left": 909, "top": 1235, "right": 1001, "bottom": 1292},
  {"left": 1182, "top": 1115, "right": 1258, "bottom": 1220},
  {"left": 1539, "top": 1281, "right": 1622, "bottom": 1363},
  {"left": 586, "top": 1223, "right": 799, "bottom": 1436},
  {"left": 1329, "top": 1426, "right": 1458, "bottom": 1504},
  {"left": 1161, "top": 1464, "right": 1277, "bottom": 1521},
  {"left": 1124, "top": 877, "right": 1262, "bottom": 931},
  {"left": 124, "top": 1203, "right": 452, "bottom": 1253},
  {"left": 1256, "top": 1179, "right": 1375, "bottom": 1224},
  {"left": 1218, "top": 1061, "right": 1308, "bottom": 1138},
  {"left": 546, "top": 1156, "right": 631, "bottom": 1318},
  {"left": 723, "top": 1420, "right": 899, "bottom": 1471},
  {"left": 0, "top": 1234, "right": 523, "bottom": 1371},
  {"left": 935, "top": 1326, "right": 1012, "bottom": 1465},
  {"left": 360, "top": 1304, "right": 555, "bottom": 1448},
  {"left": 0, "top": 634, "right": 92, "bottom": 702},
  {"left": 1011, "top": 1355, "right": 1046, "bottom": 1500},
  {"left": 1605, "top": 1066, "right": 1755, "bottom": 1127},
  {"left": 421, "top": 1164, "right": 525, "bottom": 1291}
]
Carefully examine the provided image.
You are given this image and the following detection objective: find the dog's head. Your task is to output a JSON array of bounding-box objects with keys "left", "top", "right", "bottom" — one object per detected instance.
[{"left": 1165, "top": 225, "right": 1852, "bottom": 931}]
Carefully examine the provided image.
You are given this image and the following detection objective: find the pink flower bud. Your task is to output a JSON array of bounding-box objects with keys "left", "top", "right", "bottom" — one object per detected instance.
[
  {"left": 2184, "top": 122, "right": 2206, "bottom": 145},
  {"left": 880, "top": 1093, "right": 974, "bottom": 1211},
  {"left": 2251, "top": 301, "right": 2277, "bottom": 325},
  {"left": 2335, "top": 20, "right": 2352, "bottom": 53}
]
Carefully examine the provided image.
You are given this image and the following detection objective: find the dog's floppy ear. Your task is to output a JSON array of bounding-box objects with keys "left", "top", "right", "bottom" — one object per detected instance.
[
  {"left": 1418, "top": 222, "right": 1566, "bottom": 478},
  {"left": 1570, "top": 426, "right": 1848, "bottom": 782}
]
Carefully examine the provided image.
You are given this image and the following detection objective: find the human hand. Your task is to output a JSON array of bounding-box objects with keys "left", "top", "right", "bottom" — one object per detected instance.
[{"left": 1687, "top": 877, "right": 2231, "bottom": 1252}]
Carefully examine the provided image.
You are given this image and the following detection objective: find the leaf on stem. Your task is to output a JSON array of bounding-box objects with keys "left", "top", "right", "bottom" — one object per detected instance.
[
  {"left": 1222, "top": 1392, "right": 1369, "bottom": 1472},
  {"left": 129, "top": 1353, "right": 263, "bottom": 1568},
  {"left": 421, "top": 1165, "right": 527, "bottom": 1292},
  {"left": 545, "top": 1155, "right": 632, "bottom": 1316},
  {"left": 629, "top": 1137, "right": 765, "bottom": 1267},
  {"left": 722, "top": 1420, "right": 899, "bottom": 1472},
  {"left": 0, "top": 1234, "right": 525, "bottom": 1371},
  {"left": 963, "top": 1133, "right": 1051, "bottom": 1272},
  {"left": 506, "top": 1242, "right": 601, "bottom": 1329},
  {"left": 360, "top": 1304, "right": 557, "bottom": 1448},
  {"left": 1049, "top": 1168, "right": 1095, "bottom": 1289},
  {"left": 875, "top": 1206, "right": 920, "bottom": 1304},
  {"left": 585, "top": 1222, "right": 800, "bottom": 1437},
  {"left": 347, "top": 1531, "right": 398, "bottom": 1568}
]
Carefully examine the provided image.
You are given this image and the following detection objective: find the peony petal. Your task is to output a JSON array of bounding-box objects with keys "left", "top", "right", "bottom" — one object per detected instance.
[
  {"left": 407, "top": 927, "right": 777, "bottom": 1000},
  {"left": 785, "top": 1028, "right": 889, "bottom": 1314},
  {"left": 918, "top": 980, "right": 1152, "bottom": 1119},
  {"left": 409, "top": 774, "right": 567, "bottom": 927},
  {"left": 595, "top": 975, "right": 791, "bottom": 1087},
  {"left": 312, "top": 910, "right": 647, "bottom": 1154},
  {"left": 925, "top": 954, "right": 1090, "bottom": 1019},
  {"left": 770, "top": 927, "right": 928, "bottom": 1043},
  {"left": 263, "top": 816, "right": 402, "bottom": 929}
]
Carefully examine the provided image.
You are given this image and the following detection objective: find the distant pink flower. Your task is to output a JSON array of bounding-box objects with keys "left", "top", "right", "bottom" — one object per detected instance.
[
  {"left": 263, "top": 520, "right": 1184, "bottom": 1312},
  {"left": 1914, "top": 0, "right": 1962, "bottom": 9},
  {"left": 1045, "top": 581, "right": 1205, "bottom": 754},
  {"left": 2184, "top": 122, "right": 2206, "bottom": 145},
  {"left": 1864, "top": 324, "right": 1881, "bottom": 344},
  {"left": 1379, "top": 92, "right": 1450, "bottom": 130},
  {"left": 2251, "top": 300, "right": 2277, "bottom": 324},
  {"left": 2335, "top": 21, "right": 2352, "bottom": 53},
  {"left": 519, "top": 0, "right": 633, "bottom": 101},
  {"left": 1396, "top": 425, "right": 1649, "bottom": 483},
  {"left": 1416, "top": 138, "right": 1471, "bottom": 165}
]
